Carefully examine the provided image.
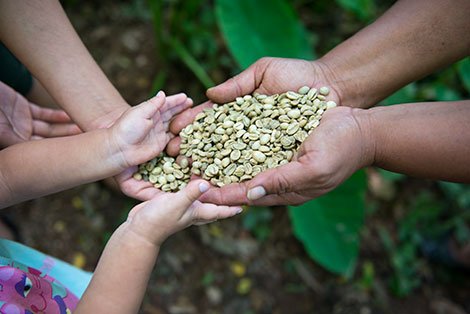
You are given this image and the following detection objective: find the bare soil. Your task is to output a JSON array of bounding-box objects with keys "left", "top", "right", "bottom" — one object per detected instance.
[{"left": 5, "top": 2, "right": 469, "bottom": 313}]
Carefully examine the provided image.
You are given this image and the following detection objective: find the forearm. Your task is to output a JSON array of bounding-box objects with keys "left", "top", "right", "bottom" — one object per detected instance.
[
  {"left": 319, "top": 0, "right": 470, "bottom": 108},
  {"left": 75, "top": 222, "right": 159, "bottom": 314},
  {"left": 0, "top": 0, "right": 129, "bottom": 130},
  {"left": 358, "top": 100, "right": 470, "bottom": 182},
  {"left": 0, "top": 130, "right": 123, "bottom": 208}
]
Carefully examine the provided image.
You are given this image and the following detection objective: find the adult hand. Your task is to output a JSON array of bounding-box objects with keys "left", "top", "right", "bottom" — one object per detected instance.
[
  {"left": 113, "top": 92, "right": 193, "bottom": 201},
  {"left": 198, "top": 106, "right": 374, "bottom": 206},
  {"left": 0, "top": 82, "right": 81, "bottom": 149},
  {"left": 166, "top": 57, "right": 341, "bottom": 156}
]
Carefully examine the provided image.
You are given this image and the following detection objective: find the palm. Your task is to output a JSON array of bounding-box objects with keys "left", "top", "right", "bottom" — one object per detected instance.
[
  {"left": 199, "top": 107, "right": 366, "bottom": 206},
  {"left": 292, "top": 107, "right": 365, "bottom": 197},
  {"left": 207, "top": 57, "right": 340, "bottom": 104},
  {"left": 250, "top": 58, "right": 333, "bottom": 97},
  {"left": 113, "top": 109, "right": 171, "bottom": 166},
  {"left": 0, "top": 85, "right": 79, "bottom": 148},
  {"left": 0, "top": 91, "right": 34, "bottom": 147},
  {"left": 113, "top": 93, "right": 193, "bottom": 200}
]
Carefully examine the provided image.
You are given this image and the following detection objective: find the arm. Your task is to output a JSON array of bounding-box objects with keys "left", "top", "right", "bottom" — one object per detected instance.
[
  {"left": 199, "top": 100, "right": 470, "bottom": 206},
  {"left": 74, "top": 180, "right": 242, "bottom": 313},
  {"left": 321, "top": 0, "right": 470, "bottom": 108},
  {"left": 167, "top": 0, "right": 470, "bottom": 155},
  {"left": 0, "top": 0, "right": 129, "bottom": 131},
  {"left": 360, "top": 100, "right": 470, "bottom": 181},
  {"left": 0, "top": 92, "right": 192, "bottom": 208},
  {"left": 0, "top": 128, "right": 121, "bottom": 208}
]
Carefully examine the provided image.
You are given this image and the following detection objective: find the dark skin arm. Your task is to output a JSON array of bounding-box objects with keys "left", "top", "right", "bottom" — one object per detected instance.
[
  {"left": 199, "top": 100, "right": 470, "bottom": 206},
  {"left": 166, "top": 0, "right": 470, "bottom": 206}
]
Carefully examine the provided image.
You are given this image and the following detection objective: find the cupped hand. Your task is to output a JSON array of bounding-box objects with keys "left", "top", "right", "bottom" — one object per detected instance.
[
  {"left": 0, "top": 82, "right": 81, "bottom": 149},
  {"left": 198, "top": 106, "right": 374, "bottom": 206},
  {"left": 111, "top": 91, "right": 193, "bottom": 200},
  {"left": 166, "top": 57, "right": 340, "bottom": 156},
  {"left": 126, "top": 180, "right": 242, "bottom": 246}
]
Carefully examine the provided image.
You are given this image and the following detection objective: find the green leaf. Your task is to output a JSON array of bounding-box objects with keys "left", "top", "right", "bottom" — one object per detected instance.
[
  {"left": 457, "top": 57, "right": 470, "bottom": 92},
  {"left": 433, "top": 83, "right": 462, "bottom": 101},
  {"left": 215, "top": 0, "right": 314, "bottom": 69},
  {"left": 381, "top": 83, "right": 418, "bottom": 106},
  {"left": 288, "top": 171, "right": 366, "bottom": 277},
  {"left": 242, "top": 206, "right": 273, "bottom": 241},
  {"left": 378, "top": 169, "right": 405, "bottom": 182}
]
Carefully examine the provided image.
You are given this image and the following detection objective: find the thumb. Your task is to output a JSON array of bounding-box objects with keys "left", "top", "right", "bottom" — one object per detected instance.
[
  {"left": 246, "top": 161, "right": 307, "bottom": 201},
  {"left": 206, "top": 61, "right": 260, "bottom": 103},
  {"left": 172, "top": 179, "right": 210, "bottom": 209}
]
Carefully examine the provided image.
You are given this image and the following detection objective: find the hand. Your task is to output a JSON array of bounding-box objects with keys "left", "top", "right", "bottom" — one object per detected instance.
[
  {"left": 111, "top": 92, "right": 193, "bottom": 200},
  {"left": 0, "top": 82, "right": 81, "bottom": 149},
  {"left": 126, "top": 180, "right": 242, "bottom": 246},
  {"left": 198, "top": 106, "right": 374, "bottom": 206},
  {"left": 166, "top": 57, "right": 340, "bottom": 155}
]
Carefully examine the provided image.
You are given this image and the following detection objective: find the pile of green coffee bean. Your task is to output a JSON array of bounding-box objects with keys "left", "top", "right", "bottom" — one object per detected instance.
[{"left": 134, "top": 86, "right": 336, "bottom": 192}]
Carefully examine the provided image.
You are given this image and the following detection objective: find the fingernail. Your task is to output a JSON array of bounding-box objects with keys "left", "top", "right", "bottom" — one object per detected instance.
[
  {"left": 156, "top": 90, "right": 164, "bottom": 97},
  {"left": 199, "top": 182, "right": 210, "bottom": 193},
  {"left": 236, "top": 207, "right": 243, "bottom": 214},
  {"left": 247, "top": 186, "right": 266, "bottom": 200}
]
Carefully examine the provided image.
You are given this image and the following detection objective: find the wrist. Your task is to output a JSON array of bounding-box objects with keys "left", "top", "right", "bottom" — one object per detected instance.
[
  {"left": 314, "top": 56, "right": 372, "bottom": 109},
  {"left": 114, "top": 220, "right": 161, "bottom": 251},
  {"left": 127, "top": 212, "right": 171, "bottom": 247},
  {"left": 351, "top": 108, "right": 377, "bottom": 168},
  {"left": 88, "top": 102, "right": 130, "bottom": 130},
  {"left": 104, "top": 127, "right": 131, "bottom": 172}
]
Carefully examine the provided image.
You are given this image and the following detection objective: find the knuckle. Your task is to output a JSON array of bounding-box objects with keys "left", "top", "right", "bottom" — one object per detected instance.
[
  {"left": 272, "top": 172, "right": 293, "bottom": 194},
  {"left": 230, "top": 77, "right": 244, "bottom": 98},
  {"left": 258, "top": 57, "right": 273, "bottom": 65},
  {"left": 313, "top": 165, "right": 336, "bottom": 190}
]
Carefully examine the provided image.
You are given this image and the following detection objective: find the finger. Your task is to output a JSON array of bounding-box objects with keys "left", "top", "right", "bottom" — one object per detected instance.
[
  {"left": 184, "top": 97, "right": 194, "bottom": 107},
  {"left": 169, "top": 101, "right": 213, "bottom": 135},
  {"left": 198, "top": 183, "right": 251, "bottom": 205},
  {"left": 246, "top": 192, "right": 312, "bottom": 207},
  {"left": 165, "top": 93, "right": 190, "bottom": 107},
  {"left": 32, "top": 121, "right": 82, "bottom": 138},
  {"left": 115, "top": 167, "right": 163, "bottom": 201},
  {"left": 166, "top": 136, "right": 182, "bottom": 157},
  {"left": 30, "top": 104, "right": 73, "bottom": 123},
  {"left": 136, "top": 91, "right": 166, "bottom": 119},
  {"left": 244, "top": 161, "right": 310, "bottom": 201},
  {"left": 206, "top": 60, "right": 261, "bottom": 103},
  {"left": 160, "top": 96, "right": 193, "bottom": 123},
  {"left": 191, "top": 202, "right": 242, "bottom": 224},
  {"left": 172, "top": 179, "right": 211, "bottom": 209}
]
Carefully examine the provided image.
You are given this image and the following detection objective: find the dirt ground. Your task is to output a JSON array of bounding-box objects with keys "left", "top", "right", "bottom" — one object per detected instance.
[{"left": 5, "top": 2, "right": 470, "bottom": 313}]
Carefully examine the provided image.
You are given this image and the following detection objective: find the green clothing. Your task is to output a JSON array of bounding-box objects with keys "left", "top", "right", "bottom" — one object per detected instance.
[{"left": 0, "top": 42, "right": 33, "bottom": 95}]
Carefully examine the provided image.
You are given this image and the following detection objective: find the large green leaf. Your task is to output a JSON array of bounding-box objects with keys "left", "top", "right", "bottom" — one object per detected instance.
[
  {"left": 288, "top": 171, "right": 367, "bottom": 276},
  {"left": 215, "top": 0, "right": 314, "bottom": 69}
]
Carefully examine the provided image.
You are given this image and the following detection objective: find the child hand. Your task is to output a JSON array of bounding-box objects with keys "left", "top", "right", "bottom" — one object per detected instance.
[
  {"left": 126, "top": 180, "right": 243, "bottom": 246},
  {"left": 108, "top": 91, "right": 192, "bottom": 170},
  {"left": 0, "top": 81, "right": 81, "bottom": 149}
]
